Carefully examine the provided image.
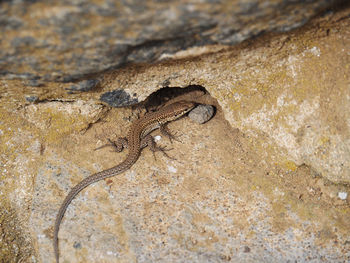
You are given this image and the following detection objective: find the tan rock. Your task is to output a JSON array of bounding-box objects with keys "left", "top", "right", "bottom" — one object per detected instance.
[{"left": 0, "top": 7, "right": 349, "bottom": 263}]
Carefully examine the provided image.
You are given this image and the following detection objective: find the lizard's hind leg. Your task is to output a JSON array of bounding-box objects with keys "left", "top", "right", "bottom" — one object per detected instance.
[{"left": 94, "top": 137, "right": 128, "bottom": 152}]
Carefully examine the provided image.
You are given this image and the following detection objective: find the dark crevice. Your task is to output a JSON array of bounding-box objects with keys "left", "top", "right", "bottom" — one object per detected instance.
[{"left": 143, "top": 85, "right": 207, "bottom": 108}]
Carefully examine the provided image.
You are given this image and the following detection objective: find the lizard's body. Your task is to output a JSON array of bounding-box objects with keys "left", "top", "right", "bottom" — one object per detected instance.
[{"left": 54, "top": 100, "right": 196, "bottom": 263}]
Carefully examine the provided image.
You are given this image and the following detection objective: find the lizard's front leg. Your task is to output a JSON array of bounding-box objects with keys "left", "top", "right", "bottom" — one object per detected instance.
[{"left": 159, "top": 124, "right": 181, "bottom": 143}]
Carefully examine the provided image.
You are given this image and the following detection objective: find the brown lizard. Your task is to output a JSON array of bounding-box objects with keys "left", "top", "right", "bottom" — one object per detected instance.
[{"left": 53, "top": 100, "right": 196, "bottom": 263}]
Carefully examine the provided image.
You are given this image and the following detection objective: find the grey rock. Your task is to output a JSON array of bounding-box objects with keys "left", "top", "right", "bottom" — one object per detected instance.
[
  {"left": 100, "top": 89, "right": 138, "bottom": 107},
  {"left": 0, "top": 0, "right": 338, "bottom": 81},
  {"left": 188, "top": 104, "right": 215, "bottom": 124}
]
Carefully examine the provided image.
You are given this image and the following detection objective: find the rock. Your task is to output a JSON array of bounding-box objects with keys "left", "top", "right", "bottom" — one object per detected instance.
[
  {"left": 0, "top": 4, "right": 350, "bottom": 263},
  {"left": 188, "top": 104, "right": 214, "bottom": 124},
  {"left": 0, "top": 0, "right": 338, "bottom": 81}
]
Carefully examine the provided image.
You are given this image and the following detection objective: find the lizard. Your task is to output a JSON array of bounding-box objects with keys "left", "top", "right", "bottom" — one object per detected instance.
[{"left": 53, "top": 100, "right": 196, "bottom": 263}]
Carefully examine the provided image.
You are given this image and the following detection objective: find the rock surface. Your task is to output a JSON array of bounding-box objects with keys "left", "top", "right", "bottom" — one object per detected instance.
[
  {"left": 1, "top": 4, "right": 350, "bottom": 263},
  {"left": 0, "top": 0, "right": 339, "bottom": 81}
]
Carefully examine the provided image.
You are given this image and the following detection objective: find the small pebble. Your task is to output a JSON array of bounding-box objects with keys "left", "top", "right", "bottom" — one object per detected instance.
[
  {"left": 168, "top": 166, "right": 177, "bottom": 173},
  {"left": 338, "top": 192, "right": 347, "bottom": 200},
  {"left": 188, "top": 104, "right": 214, "bottom": 124}
]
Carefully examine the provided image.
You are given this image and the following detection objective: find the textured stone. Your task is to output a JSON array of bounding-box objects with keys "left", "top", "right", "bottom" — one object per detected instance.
[
  {"left": 0, "top": 0, "right": 339, "bottom": 81},
  {"left": 95, "top": 8, "right": 350, "bottom": 184},
  {"left": 188, "top": 104, "right": 214, "bottom": 124},
  {"left": 100, "top": 89, "right": 139, "bottom": 107},
  {"left": 0, "top": 5, "right": 350, "bottom": 263}
]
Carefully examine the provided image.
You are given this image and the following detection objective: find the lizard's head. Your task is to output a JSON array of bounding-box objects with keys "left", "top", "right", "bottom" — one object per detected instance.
[{"left": 164, "top": 100, "right": 196, "bottom": 120}]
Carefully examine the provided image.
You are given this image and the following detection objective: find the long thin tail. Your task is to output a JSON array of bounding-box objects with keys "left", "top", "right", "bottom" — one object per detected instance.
[{"left": 53, "top": 157, "right": 136, "bottom": 263}]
